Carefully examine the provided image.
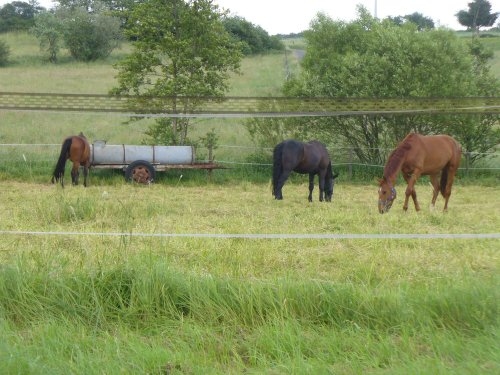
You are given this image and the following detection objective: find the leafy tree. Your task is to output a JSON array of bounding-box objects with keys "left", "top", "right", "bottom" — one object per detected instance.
[
  {"left": 31, "top": 4, "right": 122, "bottom": 62},
  {"left": 31, "top": 11, "right": 63, "bottom": 63},
  {"left": 111, "top": 0, "right": 243, "bottom": 145},
  {"left": 0, "top": 1, "right": 42, "bottom": 32},
  {"left": 404, "top": 12, "right": 434, "bottom": 30},
  {"left": 222, "top": 16, "right": 284, "bottom": 55},
  {"left": 58, "top": 4, "right": 122, "bottom": 61},
  {"left": 57, "top": 0, "right": 132, "bottom": 12},
  {"left": 385, "top": 15, "right": 405, "bottom": 26},
  {"left": 386, "top": 13, "right": 434, "bottom": 30},
  {"left": 456, "top": 0, "right": 499, "bottom": 32},
  {"left": 56, "top": 0, "right": 137, "bottom": 26},
  {"left": 0, "top": 39, "right": 10, "bottom": 66},
  {"left": 248, "top": 7, "right": 500, "bottom": 164}
]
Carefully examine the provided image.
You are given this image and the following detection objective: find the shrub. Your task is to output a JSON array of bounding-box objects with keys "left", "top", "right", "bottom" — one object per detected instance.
[
  {"left": 60, "top": 6, "right": 122, "bottom": 62},
  {"left": 0, "top": 39, "right": 10, "bottom": 66}
]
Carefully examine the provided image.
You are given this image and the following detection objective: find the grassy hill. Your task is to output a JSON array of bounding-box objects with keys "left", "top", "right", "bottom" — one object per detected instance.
[
  {"left": 1, "top": 31, "right": 500, "bottom": 144},
  {"left": 0, "top": 32, "right": 300, "bottom": 168},
  {"left": 0, "top": 31, "right": 499, "bottom": 178}
]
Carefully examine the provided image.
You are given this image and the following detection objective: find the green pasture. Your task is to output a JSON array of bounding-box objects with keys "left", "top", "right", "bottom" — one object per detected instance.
[
  {"left": 0, "top": 32, "right": 295, "bottom": 157},
  {"left": 0, "top": 31, "right": 499, "bottom": 373},
  {"left": 0, "top": 181, "right": 499, "bottom": 373}
]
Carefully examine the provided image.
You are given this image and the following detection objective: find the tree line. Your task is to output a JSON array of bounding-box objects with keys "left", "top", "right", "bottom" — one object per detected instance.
[{"left": 0, "top": 0, "right": 283, "bottom": 64}]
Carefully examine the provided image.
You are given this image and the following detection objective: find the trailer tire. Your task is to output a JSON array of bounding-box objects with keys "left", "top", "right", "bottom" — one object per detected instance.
[{"left": 125, "top": 160, "right": 156, "bottom": 184}]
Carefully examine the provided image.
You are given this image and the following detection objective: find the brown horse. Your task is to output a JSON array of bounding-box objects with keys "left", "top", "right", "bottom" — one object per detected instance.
[
  {"left": 272, "top": 140, "right": 339, "bottom": 202},
  {"left": 378, "top": 133, "right": 461, "bottom": 213},
  {"left": 51, "top": 133, "right": 91, "bottom": 187}
]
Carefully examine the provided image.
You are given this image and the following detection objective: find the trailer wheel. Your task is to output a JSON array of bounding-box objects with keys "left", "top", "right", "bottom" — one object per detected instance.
[{"left": 125, "top": 160, "right": 156, "bottom": 184}]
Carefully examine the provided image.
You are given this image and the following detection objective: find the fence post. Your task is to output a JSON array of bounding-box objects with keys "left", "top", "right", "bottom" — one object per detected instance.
[
  {"left": 349, "top": 147, "right": 353, "bottom": 181},
  {"left": 465, "top": 151, "right": 470, "bottom": 176},
  {"left": 207, "top": 144, "right": 213, "bottom": 181}
]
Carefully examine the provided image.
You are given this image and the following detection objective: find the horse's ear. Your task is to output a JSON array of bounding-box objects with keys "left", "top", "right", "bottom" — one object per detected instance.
[{"left": 374, "top": 177, "right": 383, "bottom": 185}]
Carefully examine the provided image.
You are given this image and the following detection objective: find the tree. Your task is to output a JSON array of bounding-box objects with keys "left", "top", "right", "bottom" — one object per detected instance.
[
  {"left": 456, "top": 0, "right": 499, "bottom": 32},
  {"left": 386, "top": 13, "right": 435, "bottom": 30},
  {"left": 111, "top": 0, "right": 243, "bottom": 145},
  {"left": 222, "top": 16, "right": 284, "bottom": 55},
  {"left": 31, "top": 4, "right": 122, "bottom": 62},
  {"left": 31, "top": 11, "right": 63, "bottom": 63},
  {"left": 59, "top": 5, "right": 122, "bottom": 61},
  {"left": 403, "top": 12, "right": 434, "bottom": 30},
  {"left": 0, "top": 1, "right": 42, "bottom": 32},
  {"left": 56, "top": 0, "right": 137, "bottom": 27},
  {"left": 0, "top": 39, "right": 10, "bottom": 66},
  {"left": 248, "top": 7, "right": 500, "bottom": 164}
]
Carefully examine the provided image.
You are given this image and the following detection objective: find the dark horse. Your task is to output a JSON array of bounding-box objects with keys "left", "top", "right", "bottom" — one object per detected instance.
[
  {"left": 378, "top": 133, "right": 461, "bottom": 213},
  {"left": 51, "top": 132, "right": 91, "bottom": 187},
  {"left": 272, "top": 140, "right": 339, "bottom": 202}
]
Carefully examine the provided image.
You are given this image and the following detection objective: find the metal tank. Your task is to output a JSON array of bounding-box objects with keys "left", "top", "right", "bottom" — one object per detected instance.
[
  {"left": 91, "top": 142, "right": 195, "bottom": 165},
  {"left": 90, "top": 141, "right": 197, "bottom": 183}
]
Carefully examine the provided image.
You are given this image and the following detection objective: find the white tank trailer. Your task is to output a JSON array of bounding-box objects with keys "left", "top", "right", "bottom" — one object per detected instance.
[{"left": 90, "top": 141, "right": 220, "bottom": 183}]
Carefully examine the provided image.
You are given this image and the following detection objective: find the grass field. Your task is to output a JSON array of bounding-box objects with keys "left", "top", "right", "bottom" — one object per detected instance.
[
  {"left": 0, "top": 181, "right": 499, "bottom": 373},
  {"left": 0, "top": 31, "right": 499, "bottom": 373},
  {"left": 0, "top": 32, "right": 296, "bottom": 164}
]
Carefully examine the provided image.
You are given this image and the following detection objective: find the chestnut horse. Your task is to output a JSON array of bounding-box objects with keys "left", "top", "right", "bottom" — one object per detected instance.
[
  {"left": 272, "top": 140, "right": 339, "bottom": 202},
  {"left": 378, "top": 133, "right": 461, "bottom": 213},
  {"left": 51, "top": 133, "right": 91, "bottom": 187}
]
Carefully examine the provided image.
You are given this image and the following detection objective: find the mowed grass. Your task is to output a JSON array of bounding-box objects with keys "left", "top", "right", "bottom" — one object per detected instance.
[{"left": 0, "top": 180, "right": 499, "bottom": 373}]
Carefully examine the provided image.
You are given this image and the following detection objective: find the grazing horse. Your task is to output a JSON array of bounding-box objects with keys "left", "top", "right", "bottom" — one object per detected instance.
[
  {"left": 51, "top": 132, "right": 91, "bottom": 187},
  {"left": 378, "top": 133, "right": 461, "bottom": 213},
  {"left": 272, "top": 140, "right": 339, "bottom": 202}
]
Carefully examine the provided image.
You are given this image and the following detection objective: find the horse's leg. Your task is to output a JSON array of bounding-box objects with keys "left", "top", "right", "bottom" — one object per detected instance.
[
  {"left": 317, "top": 170, "right": 327, "bottom": 202},
  {"left": 71, "top": 162, "right": 80, "bottom": 185},
  {"left": 442, "top": 167, "right": 457, "bottom": 212},
  {"left": 430, "top": 174, "right": 440, "bottom": 207},
  {"left": 275, "top": 169, "right": 291, "bottom": 200},
  {"left": 403, "top": 172, "right": 421, "bottom": 211},
  {"left": 308, "top": 173, "right": 315, "bottom": 202},
  {"left": 83, "top": 161, "right": 90, "bottom": 187}
]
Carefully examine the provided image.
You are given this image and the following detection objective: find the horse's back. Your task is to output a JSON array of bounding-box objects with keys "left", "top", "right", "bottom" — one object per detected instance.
[
  {"left": 70, "top": 135, "right": 91, "bottom": 163},
  {"left": 416, "top": 134, "right": 461, "bottom": 173},
  {"left": 279, "top": 140, "right": 304, "bottom": 167}
]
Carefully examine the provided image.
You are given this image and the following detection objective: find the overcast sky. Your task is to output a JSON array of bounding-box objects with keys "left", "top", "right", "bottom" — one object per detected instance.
[
  {"left": 214, "top": 0, "right": 500, "bottom": 34},
  {"left": 1, "top": 0, "right": 500, "bottom": 35}
]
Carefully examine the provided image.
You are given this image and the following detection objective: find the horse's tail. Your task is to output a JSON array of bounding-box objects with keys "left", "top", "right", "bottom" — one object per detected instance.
[
  {"left": 272, "top": 142, "right": 284, "bottom": 196},
  {"left": 52, "top": 137, "right": 72, "bottom": 183},
  {"left": 440, "top": 138, "right": 461, "bottom": 196}
]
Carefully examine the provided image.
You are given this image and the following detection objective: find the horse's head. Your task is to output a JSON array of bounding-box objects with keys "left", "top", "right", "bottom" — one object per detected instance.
[
  {"left": 378, "top": 178, "right": 396, "bottom": 214},
  {"left": 325, "top": 172, "right": 339, "bottom": 202}
]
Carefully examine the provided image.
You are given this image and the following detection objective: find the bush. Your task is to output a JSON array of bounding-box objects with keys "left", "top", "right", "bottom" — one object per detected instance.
[
  {"left": 61, "top": 6, "right": 122, "bottom": 62},
  {"left": 0, "top": 39, "right": 10, "bottom": 66}
]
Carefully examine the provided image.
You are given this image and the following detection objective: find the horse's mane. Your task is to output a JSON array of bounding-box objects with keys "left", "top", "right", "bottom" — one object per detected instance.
[{"left": 383, "top": 135, "right": 414, "bottom": 180}]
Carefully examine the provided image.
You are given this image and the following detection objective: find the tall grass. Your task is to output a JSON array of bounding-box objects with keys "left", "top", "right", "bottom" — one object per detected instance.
[{"left": 0, "top": 180, "right": 498, "bottom": 373}]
